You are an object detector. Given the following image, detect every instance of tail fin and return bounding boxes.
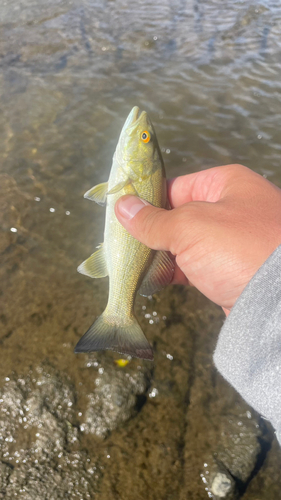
[74,314,154,361]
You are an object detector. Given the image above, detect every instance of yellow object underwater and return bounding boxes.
[115,359,130,367]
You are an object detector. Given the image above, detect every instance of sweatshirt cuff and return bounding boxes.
[214,245,281,442]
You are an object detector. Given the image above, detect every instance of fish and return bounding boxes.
[75,106,174,360]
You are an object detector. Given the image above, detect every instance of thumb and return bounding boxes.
[115,195,176,252]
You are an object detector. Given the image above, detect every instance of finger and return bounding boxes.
[222,307,231,317]
[167,164,249,208]
[167,167,223,208]
[171,264,189,285]
[171,264,194,286]
[115,195,178,253]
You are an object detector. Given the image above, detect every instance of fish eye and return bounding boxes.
[141,130,150,143]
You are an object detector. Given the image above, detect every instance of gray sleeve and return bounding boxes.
[213,245,281,444]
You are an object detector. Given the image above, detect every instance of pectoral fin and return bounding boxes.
[107,179,131,195]
[84,182,108,206]
[77,245,108,278]
[138,251,175,297]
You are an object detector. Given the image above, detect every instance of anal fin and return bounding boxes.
[138,251,174,297]
[77,245,108,278]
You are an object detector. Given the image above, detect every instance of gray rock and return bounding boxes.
[0,359,152,498]
[0,364,100,499]
[201,456,239,500]
[80,356,151,437]
[198,406,263,499]
[211,472,234,498]
[0,461,12,499]
[4,453,98,500]
[215,412,262,482]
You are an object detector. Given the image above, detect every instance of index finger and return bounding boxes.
[167,165,238,208]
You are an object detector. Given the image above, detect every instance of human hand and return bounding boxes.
[115,164,281,315]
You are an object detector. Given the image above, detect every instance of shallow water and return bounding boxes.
[1,0,281,498]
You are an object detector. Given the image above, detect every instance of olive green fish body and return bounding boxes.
[75,107,174,360]
[104,154,165,320]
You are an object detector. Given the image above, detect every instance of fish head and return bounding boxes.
[116,106,164,181]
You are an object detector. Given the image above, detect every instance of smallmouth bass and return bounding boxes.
[75,106,174,360]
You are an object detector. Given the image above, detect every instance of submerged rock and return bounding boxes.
[0,358,152,498]
[204,457,238,500]
[3,452,98,500]
[0,364,100,499]
[199,406,270,500]
[211,472,235,499]
[214,412,262,483]
[198,407,264,499]
[80,355,152,438]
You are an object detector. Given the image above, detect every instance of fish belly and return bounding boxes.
[104,199,153,322]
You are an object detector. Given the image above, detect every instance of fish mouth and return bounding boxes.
[131,106,146,124]
[125,106,147,130]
